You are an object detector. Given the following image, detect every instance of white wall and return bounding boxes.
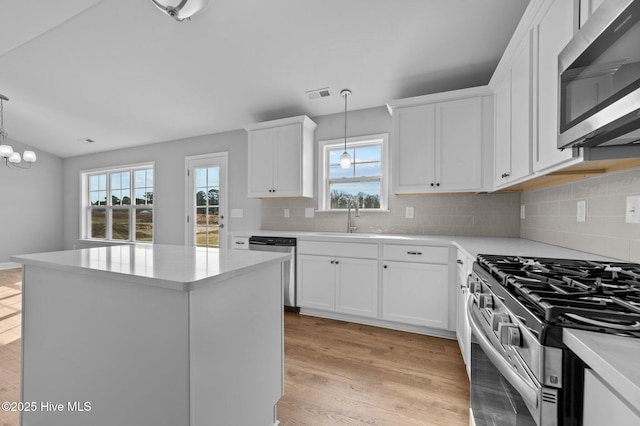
[0,138,64,263]
[62,129,261,250]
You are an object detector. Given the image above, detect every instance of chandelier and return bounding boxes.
[150,0,209,22]
[0,94,37,168]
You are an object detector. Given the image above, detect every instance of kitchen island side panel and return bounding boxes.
[189,263,283,426]
[21,265,190,426]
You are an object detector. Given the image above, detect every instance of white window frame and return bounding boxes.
[317,133,389,211]
[80,162,155,243]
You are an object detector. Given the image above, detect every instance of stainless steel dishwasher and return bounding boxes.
[249,236,298,312]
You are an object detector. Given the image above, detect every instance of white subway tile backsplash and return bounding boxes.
[261,192,520,237]
[521,166,640,261]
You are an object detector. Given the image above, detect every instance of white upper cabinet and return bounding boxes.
[534,0,580,173]
[492,30,533,188]
[388,87,493,194]
[245,115,317,198]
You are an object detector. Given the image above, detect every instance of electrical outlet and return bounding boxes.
[284,209,290,218]
[406,207,414,219]
[626,195,640,224]
[576,200,586,223]
[520,205,525,219]
[305,208,315,218]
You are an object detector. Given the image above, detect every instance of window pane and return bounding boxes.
[90,174,106,191]
[329,181,381,209]
[354,161,381,178]
[146,169,153,187]
[329,164,353,179]
[135,209,153,242]
[90,209,106,239]
[354,145,381,162]
[135,188,152,205]
[195,168,207,188]
[207,167,220,187]
[196,190,207,206]
[112,209,130,240]
[111,173,121,189]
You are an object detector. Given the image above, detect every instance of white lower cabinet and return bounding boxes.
[298,249,378,318]
[298,240,452,334]
[583,369,640,426]
[381,261,448,329]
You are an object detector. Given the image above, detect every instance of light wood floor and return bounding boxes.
[0,269,469,426]
[0,268,21,426]
[278,314,469,425]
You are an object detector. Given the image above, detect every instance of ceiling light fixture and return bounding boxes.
[0,94,36,169]
[339,89,352,169]
[150,0,209,22]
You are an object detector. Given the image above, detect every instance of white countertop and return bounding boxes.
[236,231,618,261]
[563,329,640,411]
[12,244,291,291]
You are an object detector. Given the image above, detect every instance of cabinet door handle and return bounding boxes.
[501,173,510,179]
[330,260,334,264]
[430,183,435,187]
[335,261,339,265]
[383,265,388,269]
[457,259,463,264]
[235,241,245,245]
[436,183,440,187]
[407,251,422,255]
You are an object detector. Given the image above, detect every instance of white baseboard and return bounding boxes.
[0,262,22,270]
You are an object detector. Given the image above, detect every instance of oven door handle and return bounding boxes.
[467,297,539,410]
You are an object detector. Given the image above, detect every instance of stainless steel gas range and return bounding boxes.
[468,254,640,426]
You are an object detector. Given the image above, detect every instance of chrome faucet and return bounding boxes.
[347,198,360,233]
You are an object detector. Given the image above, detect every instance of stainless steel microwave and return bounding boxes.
[558,0,640,152]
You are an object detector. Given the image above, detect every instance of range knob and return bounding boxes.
[498,323,521,347]
[491,313,510,332]
[478,294,493,310]
[468,279,482,294]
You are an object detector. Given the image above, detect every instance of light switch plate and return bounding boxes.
[577,200,586,222]
[406,207,414,219]
[284,208,290,218]
[230,209,243,218]
[626,195,640,223]
[520,205,525,219]
[305,208,315,218]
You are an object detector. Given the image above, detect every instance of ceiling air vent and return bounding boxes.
[79,138,95,144]
[306,87,331,100]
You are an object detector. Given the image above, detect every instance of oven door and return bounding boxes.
[468,297,542,426]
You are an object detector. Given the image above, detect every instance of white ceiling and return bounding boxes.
[0,0,529,158]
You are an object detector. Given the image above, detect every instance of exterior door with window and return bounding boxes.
[186,154,227,249]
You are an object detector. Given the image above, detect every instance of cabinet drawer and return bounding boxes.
[382,244,448,263]
[298,240,378,259]
[231,236,249,250]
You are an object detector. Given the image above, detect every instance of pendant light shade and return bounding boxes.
[150,0,209,21]
[23,150,37,163]
[0,144,13,158]
[340,89,352,169]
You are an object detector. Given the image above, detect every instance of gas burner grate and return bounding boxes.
[476,254,640,336]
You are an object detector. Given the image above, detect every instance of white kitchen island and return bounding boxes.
[12,244,289,426]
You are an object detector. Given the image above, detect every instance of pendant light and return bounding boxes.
[339,89,352,169]
[0,94,37,168]
[150,0,209,22]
